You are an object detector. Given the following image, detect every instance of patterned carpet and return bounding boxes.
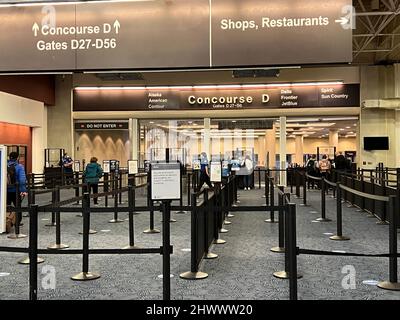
[0,185,399,300]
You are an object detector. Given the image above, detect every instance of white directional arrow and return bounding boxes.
[113,19,121,34]
[335,17,349,25]
[32,22,39,37]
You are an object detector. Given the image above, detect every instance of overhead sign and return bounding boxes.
[151,163,181,201]
[0,0,352,72]
[73,84,360,111]
[74,121,129,130]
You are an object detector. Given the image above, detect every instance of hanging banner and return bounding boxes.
[0,0,352,72]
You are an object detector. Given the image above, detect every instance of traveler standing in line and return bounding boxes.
[305,154,317,189]
[6,152,27,231]
[334,151,347,180]
[62,152,74,184]
[243,155,254,190]
[317,154,331,179]
[83,157,103,205]
[198,152,213,191]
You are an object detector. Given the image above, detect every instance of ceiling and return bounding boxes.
[353,0,400,64]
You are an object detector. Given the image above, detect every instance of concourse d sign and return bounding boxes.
[0,0,353,72]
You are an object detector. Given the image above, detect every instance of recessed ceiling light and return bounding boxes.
[149,121,154,124]
[346,127,351,129]
[232,120,237,123]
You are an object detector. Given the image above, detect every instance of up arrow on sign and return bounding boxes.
[113,20,121,34]
[32,22,39,37]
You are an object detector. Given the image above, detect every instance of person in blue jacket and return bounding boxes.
[7,152,27,222]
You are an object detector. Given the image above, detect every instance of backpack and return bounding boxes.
[7,163,16,186]
[306,159,315,172]
[319,159,330,172]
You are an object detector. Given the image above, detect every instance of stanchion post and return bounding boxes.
[288,203,298,300]
[315,178,331,222]
[187,173,191,207]
[48,186,69,249]
[258,167,261,189]
[290,167,294,194]
[265,178,277,223]
[104,172,109,207]
[29,204,38,301]
[162,200,172,300]
[71,193,100,281]
[264,170,269,203]
[109,177,124,223]
[377,195,400,291]
[123,185,139,249]
[302,172,307,206]
[271,186,285,253]
[330,183,350,241]
[295,169,300,198]
[118,172,123,204]
[75,172,80,204]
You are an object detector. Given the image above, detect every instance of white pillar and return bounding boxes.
[31,107,47,174]
[204,118,211,159]
[265,125,276,168]
[295,135,304,166]
[279,116,287,186]
[329,130,339,150]
[129,118,139,161]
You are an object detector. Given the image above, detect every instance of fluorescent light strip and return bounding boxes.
[74,81,344,91]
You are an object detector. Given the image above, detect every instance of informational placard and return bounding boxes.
[128,160,138,175]
[210,162,222,183]
[192,160,201,171]
[73,160,80,172]
[0,0,352,72]
[151,163,181,201]
[144,160,151,173]
[0,145,6,233]
[110,160,119,172]
[103,160,110,173]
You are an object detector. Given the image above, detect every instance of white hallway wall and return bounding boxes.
[0,91,47,173]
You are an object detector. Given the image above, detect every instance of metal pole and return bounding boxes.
[377,196,400,290]
[109,177,124,223]
[271,186,285,253]
[29,205,38,301]
[265,178,277,223]
[288,203,298,300]
[75,172,80,204]
[315,178,331,222]
[162,200,171,300]
[302,173,307,206]
[48,186,69,249]
[104,172,109,207]
[187,173,191,207]
[123,185,139,249]
[330,184,350,241]
[71,192,100,281]
[258,167,261,189]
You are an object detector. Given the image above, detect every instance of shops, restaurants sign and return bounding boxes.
[0,0,352,72]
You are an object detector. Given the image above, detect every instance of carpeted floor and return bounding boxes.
[0,185,399,300]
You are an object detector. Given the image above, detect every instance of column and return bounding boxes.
[395,64,400,167]
[279,116,287,187]
[265,125,276,169]
[295,135,304,166]
[31,107,47,174]
[329,130,339,150]
[204,118,211,159]
[258,136,265,166]
[129,118,139,161]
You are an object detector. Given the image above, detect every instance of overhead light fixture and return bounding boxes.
[74,81,344,91]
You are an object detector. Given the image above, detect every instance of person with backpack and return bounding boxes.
[83,157,103,205]
[305,154,317,189]
[317,154,331,179]
[62,152,74,184]
[6,152,27,233]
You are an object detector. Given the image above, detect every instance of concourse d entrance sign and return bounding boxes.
[0,0,352,72]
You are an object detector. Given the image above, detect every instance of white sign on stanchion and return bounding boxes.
[210,162,222,182]
[193,160,201,170]
[128,160,138,175]
[73,160,80,172]
[103,160,110,173]
[151,163,181,201]
[0,145,7,233]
